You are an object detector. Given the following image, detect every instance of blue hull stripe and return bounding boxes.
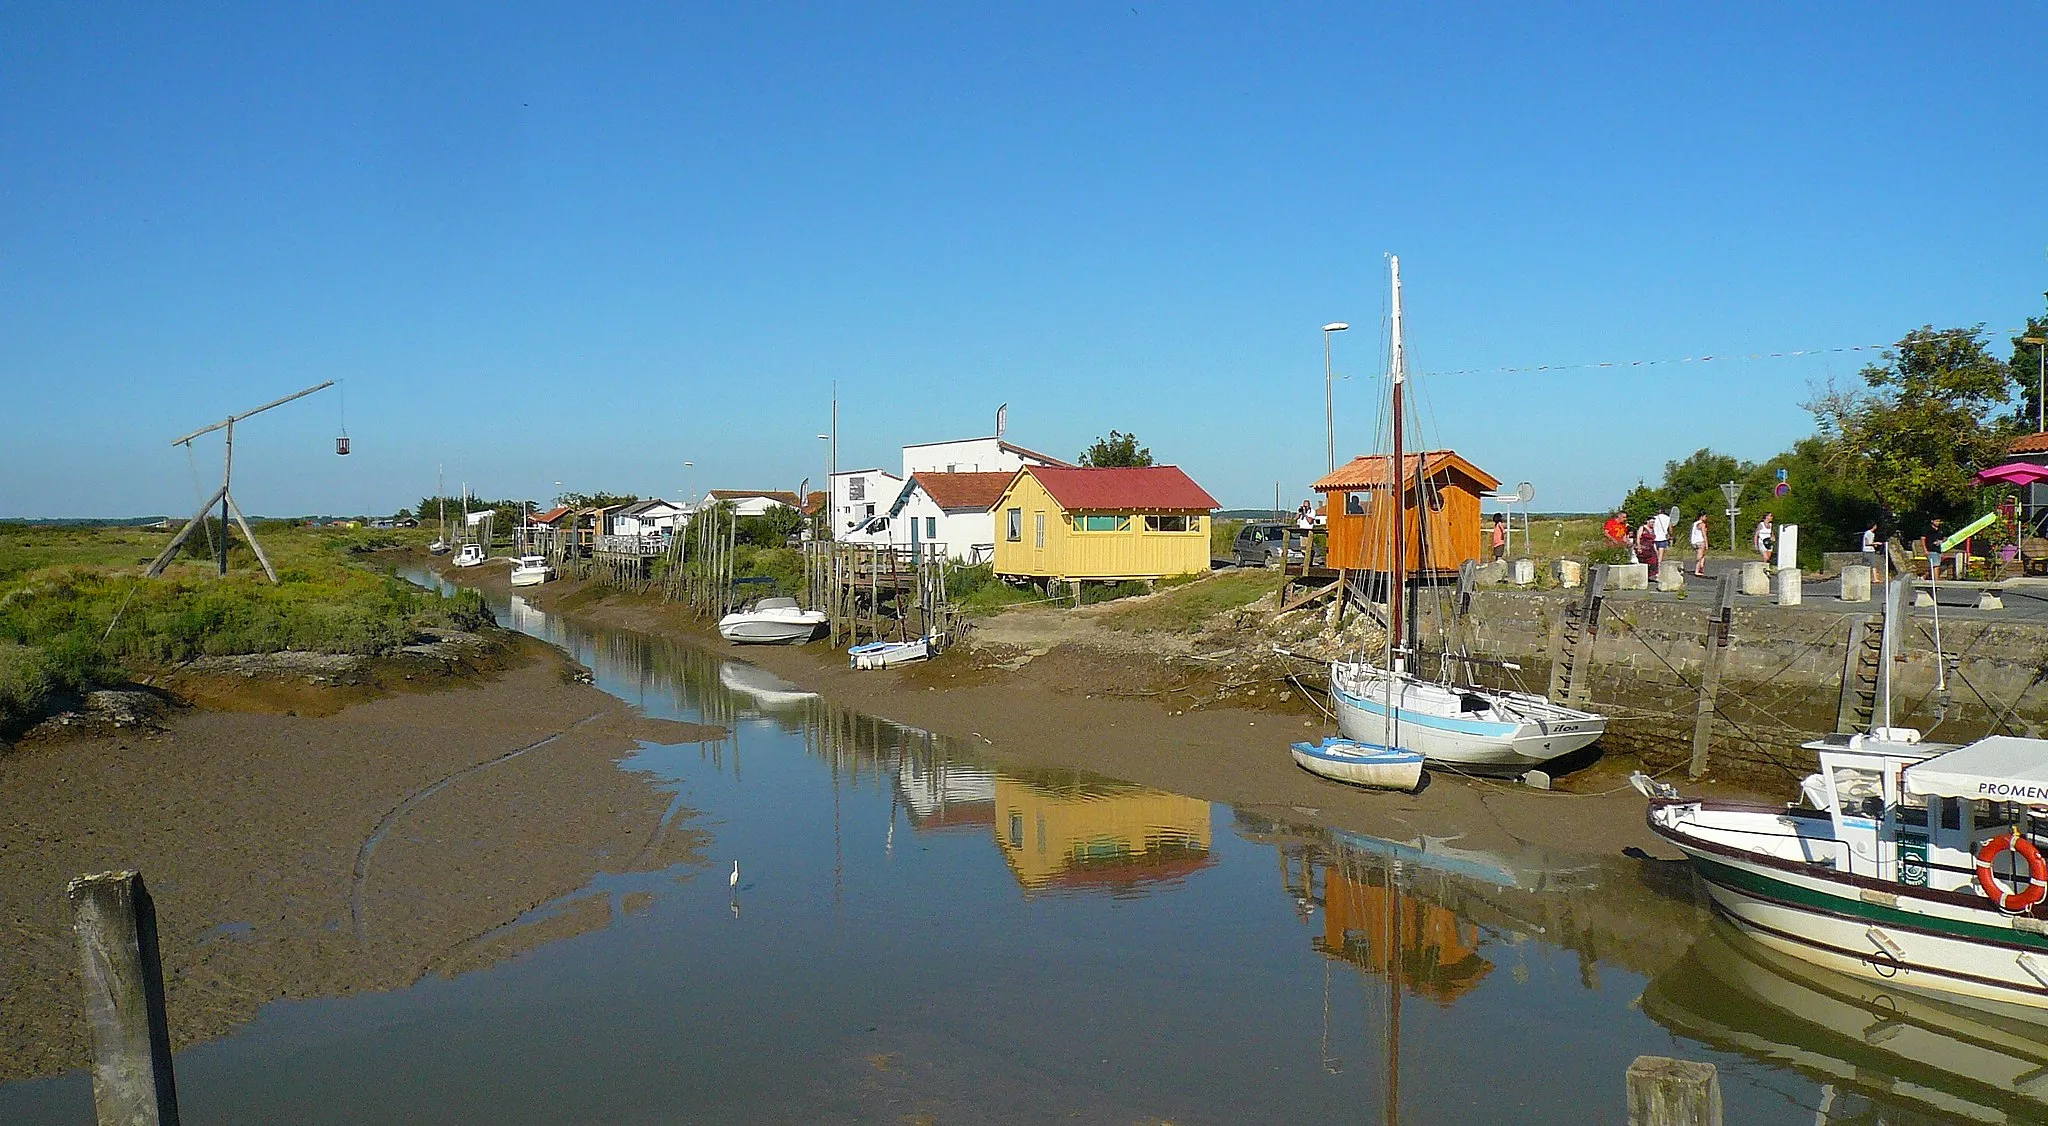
[1334,684,1519,738]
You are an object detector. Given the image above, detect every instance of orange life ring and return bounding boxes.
[1975,832,2048,911]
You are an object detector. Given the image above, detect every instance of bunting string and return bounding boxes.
[1416,327,2038,380]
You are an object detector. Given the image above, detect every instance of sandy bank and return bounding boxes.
[0,636,723,1082]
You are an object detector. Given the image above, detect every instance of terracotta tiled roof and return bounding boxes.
[802,491,827,515]
[1312,450,1500,492]
[1022,466,1219,511]
[912,471,1016,511]
[530,505,572,525]
[2011,433,2048,456]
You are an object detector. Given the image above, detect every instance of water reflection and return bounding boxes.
[990,771,1211,896]
[1647,920,2048,1125]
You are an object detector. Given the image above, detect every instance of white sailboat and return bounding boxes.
[1328,257,1605,773]
[429,464,451,555]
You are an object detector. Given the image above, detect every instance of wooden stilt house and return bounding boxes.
[1313,450,1498,577]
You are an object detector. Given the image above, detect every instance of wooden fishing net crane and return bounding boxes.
[145,380,341,584]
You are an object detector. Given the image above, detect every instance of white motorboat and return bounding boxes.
[428,540,452,556]
[849,638,930,670]
[717,596,826,645]
[509,555,553,587]
[1289,737,1423,791]
[1643,731,2048,1013]
[452,543,486,568]
[1328,256,1607,773]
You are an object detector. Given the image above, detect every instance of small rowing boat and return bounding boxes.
[849,638,931,670]
[1290,737,1424,791]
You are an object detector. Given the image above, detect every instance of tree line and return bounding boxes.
[1623,307,2048,565]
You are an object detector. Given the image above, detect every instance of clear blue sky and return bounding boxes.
[4,3,2044,518]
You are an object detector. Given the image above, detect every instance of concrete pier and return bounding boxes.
[1553,559,1583,589]
[1838,564,1872,602]
[1609,563,1649,591]
[1655,562,1684,592]
[1737,562,1771,596]
[1509,558,1535,586]
[1775,568,1802,606]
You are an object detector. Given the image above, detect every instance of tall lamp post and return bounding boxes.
[2025,335,2048,433]
[681,461,694,506]
[1323,322,1350,474]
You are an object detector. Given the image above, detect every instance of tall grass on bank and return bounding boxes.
[0,524,491,732]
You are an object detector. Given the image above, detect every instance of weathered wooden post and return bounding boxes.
[1625,1056,1721,1126]
[68,870,181,1126]
[1688,572,1737,779]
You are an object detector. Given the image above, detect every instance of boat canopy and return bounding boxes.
[1902,736,2048,804]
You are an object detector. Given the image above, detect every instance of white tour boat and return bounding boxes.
[451,543,486,568]
[1290,737,1424,791]
[1643,731,2048,1013]
[509,555,553,587]
[1328,256,1606,773]
[716,596,826,645]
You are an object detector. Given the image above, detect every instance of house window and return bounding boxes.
[863,504,875,520]
[1145,515,1190,532]
[926,516,937,540]
[1034,513,1046,548]
[946,464,956,473]
[1426,487,1445,513]
[1007,508,1022,541]
[1009,812,1024,849]
[1345,491,1370,515]
[1076,515,1129,532]
[849,477,865,502]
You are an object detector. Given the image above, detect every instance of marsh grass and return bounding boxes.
[0,523,489,731]
[1098,570,1281,633]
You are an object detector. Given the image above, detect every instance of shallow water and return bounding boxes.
[1,580,2029,1123]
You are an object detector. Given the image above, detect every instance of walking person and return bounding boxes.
[1690,514,1710,576]
[1490,512,1508,561]
[1651,507,1673,564]
[1861,522,1878,555]
[1754,513,1774,563]
[1635,521,1658,569]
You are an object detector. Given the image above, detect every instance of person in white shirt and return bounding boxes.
[1690,514,1709,577]
[1651,509,1673,562]
[1861,523,1878,554]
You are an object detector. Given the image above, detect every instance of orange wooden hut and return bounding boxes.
[1312,449,1499,577]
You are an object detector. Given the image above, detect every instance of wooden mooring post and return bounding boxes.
[68,870,181,1126]
[1688,572,1737,779]
[1625,1056,1721,1126]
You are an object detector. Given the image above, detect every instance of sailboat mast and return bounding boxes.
[1388,256,1406,669]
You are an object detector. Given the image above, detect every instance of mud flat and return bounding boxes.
[0,636,723,1082]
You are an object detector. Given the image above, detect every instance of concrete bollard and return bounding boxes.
[1980,590,2006,611]
[1479,559,1507,585]
[1737,561,1771,596]
[1915,589,1936,607]
[1509,557,1535,586]
[1838,564,1872,602]
[1554,559,1583,589]
[1775,567,1802,606]
[1609,562,1649,591]
[1626,1056,1722,1126]
[1656,562,1685,592]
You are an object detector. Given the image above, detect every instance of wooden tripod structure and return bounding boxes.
[145,380,336,584]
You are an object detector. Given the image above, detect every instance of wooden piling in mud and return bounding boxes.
[68,870,181,1126]
[1688,573,1737,779]
[1624,1056,1721,1126]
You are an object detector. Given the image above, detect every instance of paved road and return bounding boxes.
[1602,554,2048,624]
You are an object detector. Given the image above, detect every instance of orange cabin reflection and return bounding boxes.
[1316,861,1492,1005]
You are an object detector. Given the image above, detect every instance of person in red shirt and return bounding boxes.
[1604,512,1628,546]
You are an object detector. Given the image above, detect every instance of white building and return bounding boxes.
[872,472,1014,563]
[901,436,1070,477]
[609,498,690,539]
[827,469,906,543]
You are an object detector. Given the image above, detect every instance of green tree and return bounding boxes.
[1079,431,1153,467]
[557,492,640,510]
[2012,299,2048,431]
[1806,325,2012,538]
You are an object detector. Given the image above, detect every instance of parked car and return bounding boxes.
[1232,521,1303,568]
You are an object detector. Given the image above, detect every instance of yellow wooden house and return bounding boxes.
[991,465,1219,585]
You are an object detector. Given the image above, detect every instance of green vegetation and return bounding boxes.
[0,522,490,733]
[1078,430,1154,467]
[1099,570,1281,633]
[1211,517,1243,559]
[945,564,1039,614]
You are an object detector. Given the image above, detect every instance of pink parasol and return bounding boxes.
[1976,461,2048,486]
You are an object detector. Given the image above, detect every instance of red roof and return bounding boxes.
[1312,450,1499,492]
[706,489,799,504]
[912,471,1016,511]
[1022,465,1219,512]
[530,505,572,525]
[2011,433,2048,456]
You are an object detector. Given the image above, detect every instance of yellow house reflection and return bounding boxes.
[991,772,1212,895]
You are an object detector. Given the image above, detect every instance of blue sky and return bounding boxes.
[4,3,2044,517]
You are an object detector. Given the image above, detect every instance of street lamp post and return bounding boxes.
[681,461,694,506]
[1322,322,1350,475]
[2024,335,2048,433]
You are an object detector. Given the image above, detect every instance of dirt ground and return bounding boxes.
[435,555,1728,869]
[0,635,723,1082]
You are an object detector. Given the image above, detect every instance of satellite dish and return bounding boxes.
[1516,481,1535,504]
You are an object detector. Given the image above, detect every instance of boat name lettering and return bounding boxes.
[1977,781,2048,801]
